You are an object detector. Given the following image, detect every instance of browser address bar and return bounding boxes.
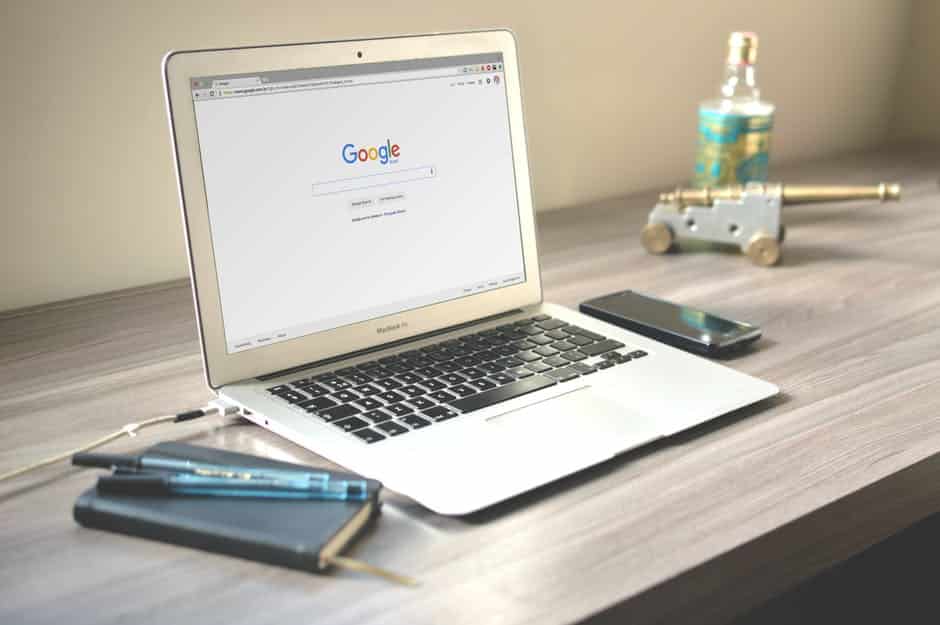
[311,166,436,196]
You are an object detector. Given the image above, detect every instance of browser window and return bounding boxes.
[191,54,526,354]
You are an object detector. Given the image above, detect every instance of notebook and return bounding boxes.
[73,442,382,574]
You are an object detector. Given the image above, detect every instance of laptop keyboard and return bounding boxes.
[265,314,647,444]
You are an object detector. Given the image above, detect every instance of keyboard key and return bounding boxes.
[333,390,360,403]
[386,363,411,374]
[568,334,594,347]
[489,372,515,385]
[378,355,402,365]
[423,406,458,422]
[514,318,536,326]
[418,378,446,391]
[354,383,381,396]
[362,409,393,423]
[400,414,432,429]
[532,314,551,321]
[543,355,569,367]
[496,357,525,368]
[502,331,527,342]
[407,396,435,411]
[323,379,352,391]
[580,339,626,357]
[296,383,330,397]
[525,361,552,373]
[343,373,372,386]
[571,362,596,375]
[429,390,458,403]
[356,360,380,370]
[468,378,497,391]
[377,421,409,436]
[536,319,567,331]
[320,404,361,422]
[513,339,537,350]
[299,396,338,412]
[546,367,581,382]
[493,345,518,357]
[441,373,468,385]
[534,345,559,357]
[277,390,308,404]
[455,356,481,368]
[551,340,577,352]
[437,361,462,373]
[397,372,423,385]
[450,384,477,397]
[352,428,385,443]
[479,362,504,374]
[449,375,556,413]
[528,334,554,346]
[561,351,587,362]
[376,378,402,390]
[367,366,394,380]
[399,385,426,398]
[416,366,444,378]
[385,403,414,417]
[355,397,383,411]
[409,357,435,368]
[519,325,543,336]
[629,350,648,359]
[545,329,569,340]
[461,367,487,379]
[475,350,500,362]
[516,350,542,362]
[267,385,291,395]
[378,390,405,404]
[597,360,615,369]
[333,416,370,432]
[564,326,606,341]
[509,367,534,378]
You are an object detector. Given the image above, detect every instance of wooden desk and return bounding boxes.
[2,146,939,625]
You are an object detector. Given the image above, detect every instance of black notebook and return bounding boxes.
[73,442,382,574]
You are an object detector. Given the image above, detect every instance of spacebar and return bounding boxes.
[450,375,557,413]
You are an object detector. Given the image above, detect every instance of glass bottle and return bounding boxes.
[693,32,775,187]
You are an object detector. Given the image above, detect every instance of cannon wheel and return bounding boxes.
[641,222,675,255]
[744,233,781,266]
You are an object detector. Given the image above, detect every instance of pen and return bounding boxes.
[96,472,370,500]
[73,452,332,486]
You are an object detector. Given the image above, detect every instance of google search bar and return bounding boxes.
[311,165,436,196]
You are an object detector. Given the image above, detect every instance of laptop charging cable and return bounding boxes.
[0,399,240,483]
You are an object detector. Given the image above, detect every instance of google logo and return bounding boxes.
[342,140,401,165]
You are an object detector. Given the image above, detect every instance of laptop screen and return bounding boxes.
[190,53,526,354]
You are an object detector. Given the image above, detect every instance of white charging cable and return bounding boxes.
[0,401,240,483]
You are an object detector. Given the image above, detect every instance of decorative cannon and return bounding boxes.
[641,183,901,266]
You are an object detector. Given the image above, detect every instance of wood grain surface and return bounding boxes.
[1,146,938,625]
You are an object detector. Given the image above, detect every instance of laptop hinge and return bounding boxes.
[257,308,524,382]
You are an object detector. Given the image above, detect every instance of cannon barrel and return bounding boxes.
[659,183,901,207]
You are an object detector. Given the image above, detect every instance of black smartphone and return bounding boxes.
[579,290,761,357]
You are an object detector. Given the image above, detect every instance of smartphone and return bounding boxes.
[579,290,761,357]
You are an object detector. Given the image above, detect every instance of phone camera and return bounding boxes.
[357,51,363,58]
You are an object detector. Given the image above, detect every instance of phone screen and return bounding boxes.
[589,291,755,343]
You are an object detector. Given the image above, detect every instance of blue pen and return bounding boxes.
[73,452,332,486]
[96,472,370,501]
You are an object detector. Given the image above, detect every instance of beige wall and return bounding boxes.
[897,0,940,142]
[0,0,917,312]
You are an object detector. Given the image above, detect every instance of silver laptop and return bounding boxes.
[163,30,778,514]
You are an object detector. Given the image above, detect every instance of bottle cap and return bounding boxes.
[727,32,758,65]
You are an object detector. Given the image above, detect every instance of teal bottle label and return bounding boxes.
[694,109,773,187]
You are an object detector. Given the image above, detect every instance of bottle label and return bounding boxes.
[694,110,773,187]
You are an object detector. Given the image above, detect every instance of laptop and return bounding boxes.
[163,30,778,515]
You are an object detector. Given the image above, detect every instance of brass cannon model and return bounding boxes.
[641,183,901,266]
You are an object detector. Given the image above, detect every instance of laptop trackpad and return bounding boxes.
[485,384,661,454]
